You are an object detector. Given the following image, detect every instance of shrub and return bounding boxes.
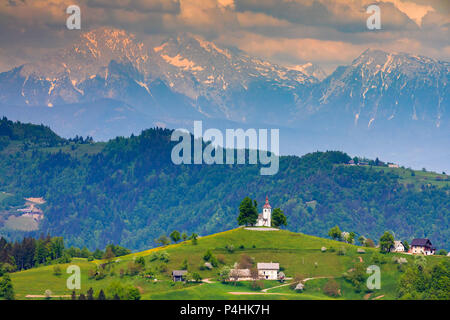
[251,280,264,291]
[192,272,202,283]
[217,254,226,264]
[203,250,213,261]
[323,279,340,297]
[44,289,52,299]
[337,247,346,256]
[225,244,235,253]
[53,265,62,276]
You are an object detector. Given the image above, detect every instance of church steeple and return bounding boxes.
[263,196,271,209]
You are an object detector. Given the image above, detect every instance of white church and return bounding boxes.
[255,196,272,227]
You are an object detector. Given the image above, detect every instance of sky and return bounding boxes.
[0,0,449,73]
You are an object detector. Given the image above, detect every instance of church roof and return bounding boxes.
[263,196,271,209]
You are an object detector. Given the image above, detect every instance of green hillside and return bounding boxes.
[0,117,449,251]
[7,228,450,300]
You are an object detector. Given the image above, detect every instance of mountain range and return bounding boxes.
[0,27,448,171]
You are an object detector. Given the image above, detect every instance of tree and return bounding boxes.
[219,266,231,282]
[403,240,410,252]
[180,258,189,270]
[0,274,14,300]
[155,235,170,247]
[358,236,366,246]
[237,197,258,226]
[170,230,181,243]
[87,287,94,300]
[365,238,375,248]
[181,232,188,242]
[379,231,395,253]
[347,232,356,244]
[135,256,146,268]
[271,208,287,227]
[323,279,340,297]
[97,289,106,300]
[203,250,213,262]
[192,272,202,283]
[328,225,342,241]
[102,247,116,261]
[189,233,198,245]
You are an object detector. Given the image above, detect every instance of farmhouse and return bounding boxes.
[255,196,272,227]
[172,270,187,282]
[410,238,435,255]
[257,262,279,280]
[390,241,405,253]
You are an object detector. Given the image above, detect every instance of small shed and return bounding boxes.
[295,283,304,291]
[172,270,188,282]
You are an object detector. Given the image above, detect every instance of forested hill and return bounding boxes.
[0,118,448,251]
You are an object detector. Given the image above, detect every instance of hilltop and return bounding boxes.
[7,227,449,300]
[0,118,449,250]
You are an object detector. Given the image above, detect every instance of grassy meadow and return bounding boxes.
[8,227,448,300]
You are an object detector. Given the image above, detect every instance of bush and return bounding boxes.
[53,265,62,276]
[251,280,264,291]
[337,247,346,256]
[217,254,226,265]
[192,272,202,283]
[371,253,387,264]
[203,250,213,261]
[323,279,340,297]
[225,244,235,253]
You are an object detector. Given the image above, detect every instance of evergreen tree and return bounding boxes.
[379,231,395,253]
[87,287,94,300]
[0,274,14,300]
[97,289,106,300]
[271,208,287,227]
[170,230,181,243]
[237,197,258,226]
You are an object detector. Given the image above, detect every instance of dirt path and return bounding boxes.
[25,294,71,298]
[228,292,292,296]
[261,282,290,293]
[233,276,334,296]
[202,278,215,284]
[358,256,364,263]
[373,295,385,300]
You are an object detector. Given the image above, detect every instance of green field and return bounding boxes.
[356,165,449,189]
[8,228,448,300]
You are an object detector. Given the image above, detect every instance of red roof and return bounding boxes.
[263,196,271,209]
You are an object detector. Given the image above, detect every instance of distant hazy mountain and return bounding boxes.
[300,49,449,128]
[0,28,448,171]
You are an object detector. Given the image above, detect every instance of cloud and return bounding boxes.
[0,0,448,72]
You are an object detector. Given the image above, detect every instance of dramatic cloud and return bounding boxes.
[0,0,448,73]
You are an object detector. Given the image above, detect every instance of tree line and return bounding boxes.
[0,235,131,273]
